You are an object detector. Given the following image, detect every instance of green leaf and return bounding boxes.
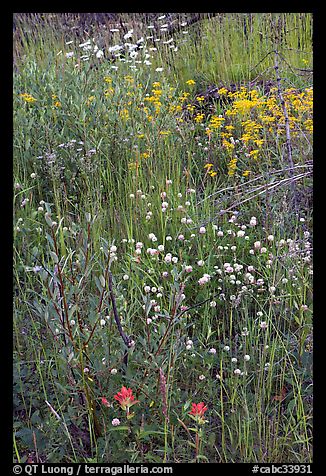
[45,213,53,227]
[49,251,59,263]
[108,426,130,432]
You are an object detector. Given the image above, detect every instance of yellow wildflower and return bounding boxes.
[249,149,259,159]
[195,113,204,123]
[218,87,228,95]
[20,93,37,103]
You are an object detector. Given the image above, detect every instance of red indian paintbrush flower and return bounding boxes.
[114,386,139,412]
[101,397,110,407]
[189,402,208,424]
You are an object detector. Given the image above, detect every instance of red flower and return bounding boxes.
[114,386,139,412]
[101,397,110,407]
[189,402,207,417]
[189,402,208,424]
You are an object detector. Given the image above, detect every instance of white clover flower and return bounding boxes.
[237,230,245,237]
[100,319,106,326]
[178,234,185,241]
[217,231,224,237]
[123,274,129,280]
[158,244,164,252]
[199,374,206,381]
[244,355,250,361]
[110,368,118,375]
[210,301,217,307]
[249,217,257,226]
[234,369,241,375]
[162,271,169,278]
[209,348,217,354]
[197,260,204,266]
[199,226,206,234]
[70,319,76,326]
[223,345,230,351]
[260,321,268,330]
[198,274,210,285]
[164,253,172,263]
[231,358,237,363]
[144,285,151,293]
[172,256,178,264]
[112,418,121,426]
[166,236,172,241]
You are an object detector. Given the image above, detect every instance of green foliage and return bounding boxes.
[13,13,313,464]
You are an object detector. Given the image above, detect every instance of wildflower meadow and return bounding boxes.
[13,13,313,464]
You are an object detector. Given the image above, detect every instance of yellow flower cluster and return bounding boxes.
[20,93,37,103]
[120,108,130,120]
[195,113,205,123]
[227,158,238,176]
[209,115,225,129]
[218,87,228,96]
[52,94,61,107]
[144,82,163,115]
[240,120,263,145]
[204,163,217,177]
